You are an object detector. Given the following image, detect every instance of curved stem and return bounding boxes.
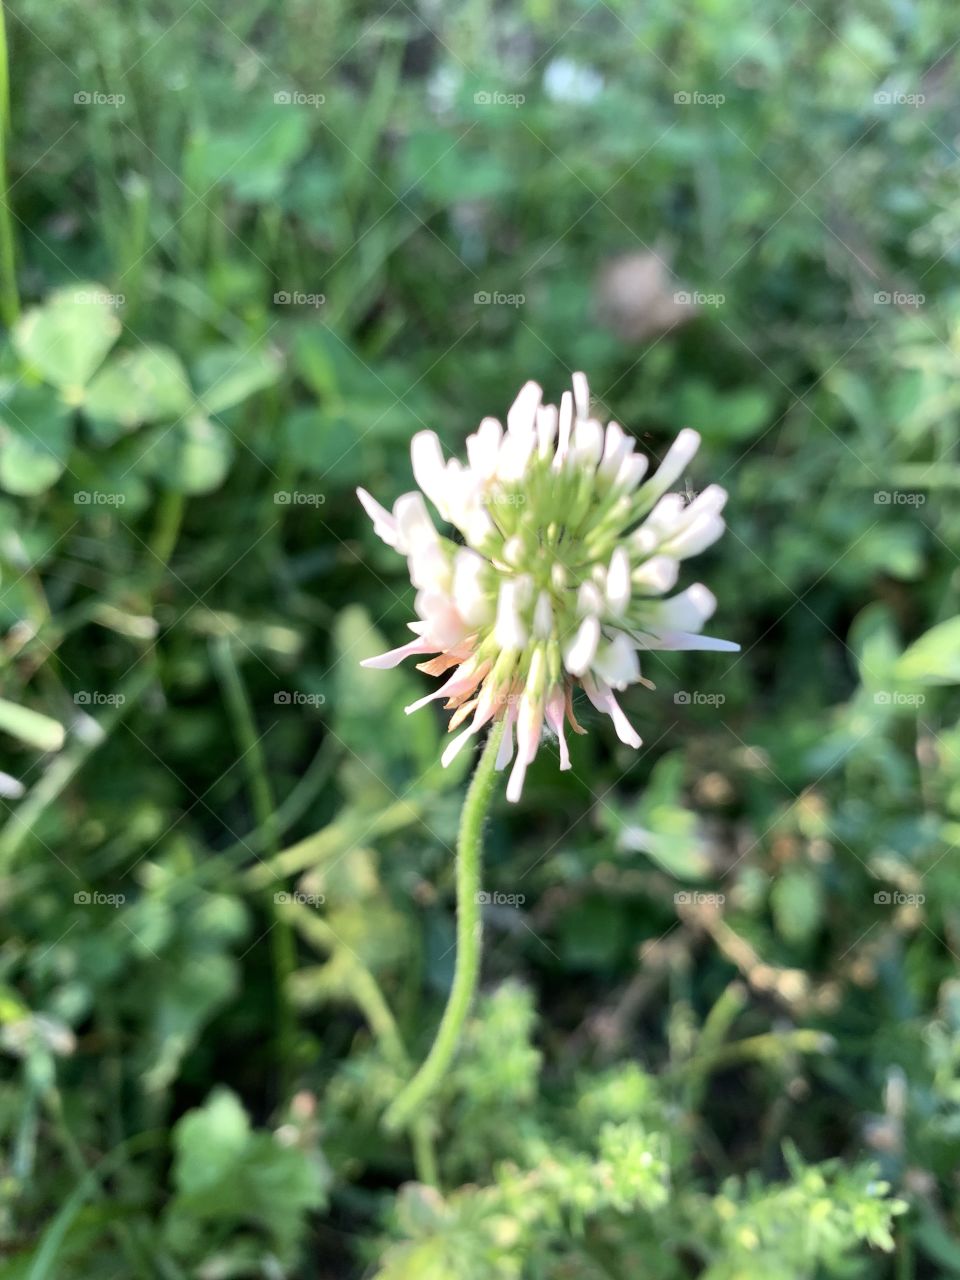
[383,718,505,1135]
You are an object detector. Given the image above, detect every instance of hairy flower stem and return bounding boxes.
[384,717,505,1135]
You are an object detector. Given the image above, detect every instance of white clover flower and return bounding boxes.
[358,373,738,802]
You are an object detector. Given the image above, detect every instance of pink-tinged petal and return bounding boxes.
[360,638,437,669]
[582,674,642,748]
[357,487,402,550]
[544,686,571,770]
[404,657,489,716]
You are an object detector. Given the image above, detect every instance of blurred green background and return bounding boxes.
[1,0,960,1275]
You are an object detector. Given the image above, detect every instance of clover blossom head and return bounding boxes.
[357,373,738,802]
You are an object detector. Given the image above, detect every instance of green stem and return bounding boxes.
[0,1,18,328]
[211,636,297,1098]
[383,718,505,1135]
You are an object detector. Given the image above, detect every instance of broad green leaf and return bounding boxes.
[0,386,73,495]
[895,617,960,685]
[192,344,282,415]
[12,283,120,391]
[143,415,234,494]
[84,345,192,439]
[0,698,65,752]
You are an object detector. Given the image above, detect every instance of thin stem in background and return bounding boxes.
[383,717,505,1135]
[0,0,18,328]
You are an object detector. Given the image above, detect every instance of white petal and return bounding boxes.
[467,417,503,480]
[631,555,679,595]
[572,371,590,419]
[533,590,553,638]
[572,417,604,467]
[582,674,642,748]
[357,488,402,550]
[594,632,640,690]
[494,580,529,650]
[638,428,701,505]
[544,687,571,770]
[663,512,726,559]
[453,548,491,625]
[553,391,573,468]
[564,614,600,676]
[655,583,717,631]
[507,380,542,436]
[536,404,558,458]
[606,547,631,613]
[495,703,518,770]
[614,452,649,492]
[411,431,450,519]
